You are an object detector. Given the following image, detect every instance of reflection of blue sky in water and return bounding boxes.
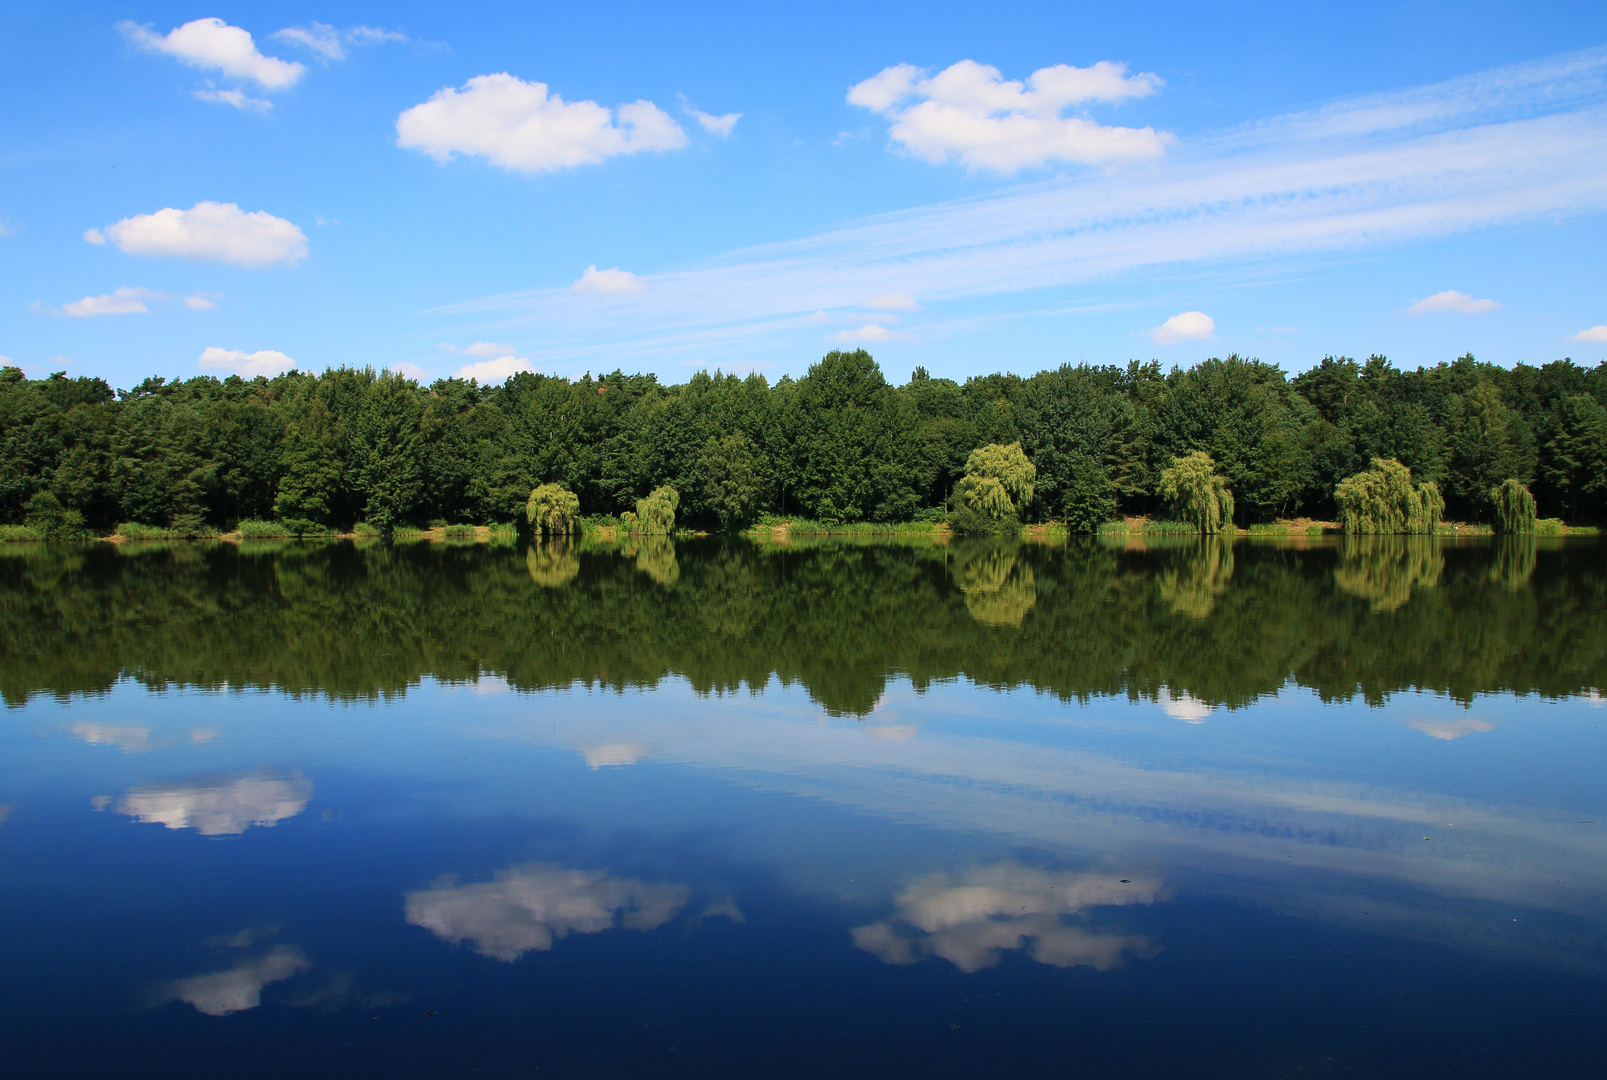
[853,863,1162,973]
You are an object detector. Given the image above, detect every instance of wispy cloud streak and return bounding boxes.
[437,48,1607,364]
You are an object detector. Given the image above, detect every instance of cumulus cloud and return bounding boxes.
[90,202,307,268]
[1408,290,1501,314]
[120,18,304,91]
[454,356,534,383]
[156,947,311,1016]
[848,59,1170,174]
[1566,325,1607,343]
[72,722,152,752]
[199,347,299,377]
[272,23,408,62]
[57,287,162,317]
[574,265,645,294]
[185,293,220,311]
[441,341,518,357]
[680,96,741,137]
[861,291,921,311]
[396,73,687,173]
[833,323,908,343]
[117,773,311,834]
[851,863,1162,973]
[405,863,691,961]
[1145,310,1215,345]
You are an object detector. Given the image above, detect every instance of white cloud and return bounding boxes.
[92,202,308,268]
[272,23,408,62]
[680,97,741,137]
[851,863,1161,973]
[157,947,311,1016]
[193,85,273,112]
[120,18,304,91]
[441,341,518,357]
[199,347,299,377]
[1145,311,1215,345]
[834,324,908,343]
[405,863,691,961]
[438,47,1607,367]
[184,293,220,310]
[848,59,1170,174]
[454,356,534,382]
[397,73,687,173]
[574,265,645,294]
[1408,290,1501,314]
[72,722,152,752]
[1566,325,1607,343]
[118,773,311,835]
[861,291,921,311]
[58,287,162,317]
[390,362,433,381]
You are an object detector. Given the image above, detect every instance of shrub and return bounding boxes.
[353,522,381,538]
[238,518,290,539]
[442,524,476,539]
[25,491,88,541]
[1489,479,1537,534]
[527,484,581,536]
[1333,458,1442,534]
[0,523,44,541]
[1159,452,1234,533]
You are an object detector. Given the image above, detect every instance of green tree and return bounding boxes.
[636,485,680,533]
[275,401,340,528]
[952,442,1035,533]
[1333,458,1443,534]
[1489,478,1537,533]
[527,484,580,535]
[1159,452,1234,533]
[353,372,424,529]
[698,434,761,531]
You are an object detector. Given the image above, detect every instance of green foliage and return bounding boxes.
[238,518,290,539]
[442,524,477,539]
[698,434,761,531]
[24,491,88,541]
[353,522,381,538]
[0,523,43,541]
[1334,458,1443,534]
[527,484,581,535]
[1158,452,1234,533]
[635,485,680,534]
[1489,478,1537,534]
[952,442,1035,534]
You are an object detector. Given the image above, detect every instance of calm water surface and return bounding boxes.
[1,535,1604,1078]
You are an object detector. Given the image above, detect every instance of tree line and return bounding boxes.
[3,348,1604,533]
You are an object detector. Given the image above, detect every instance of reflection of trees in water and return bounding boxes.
[526,542,579,588]
[1487,537,1537,591]
[2,536,1603,713]
[1156,537,1235,618]
[625,536,679,587]
[953,542,1037,627]
[1334,536,1444,612]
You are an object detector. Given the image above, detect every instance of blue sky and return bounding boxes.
[4,1,1607,388]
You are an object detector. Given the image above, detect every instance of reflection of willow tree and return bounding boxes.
[1155,537,1235,618]
[952,541,1037,627]
[1486,536,1537,590]
[1,536,1603,714]
[526,543,579,588]
[1333,536,1444,612]
[627,536,680,586]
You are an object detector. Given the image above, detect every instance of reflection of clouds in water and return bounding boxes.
[72,722,152,752]
[1158,687,1211,723]
[118,773,312,835]
[405,863,692,961]
[581,742,652,768]
[0,804,11,826]
[190,727,220,743]
[1587,691,1603,709]
[1407,717,1496,740]
[157,946,311,1016]
[852,863,1161,973]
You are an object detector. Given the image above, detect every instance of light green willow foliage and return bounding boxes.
[1489,478,1537,534]
[956,442,1036,523]
[526,484,580,535]
[1334,458,1443,534]
[1159,452,1235,533]
[635,486,680,534]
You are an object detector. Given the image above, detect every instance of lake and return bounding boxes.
[1,534,1604,1078]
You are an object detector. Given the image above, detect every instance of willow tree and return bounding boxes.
[526,484,580,535]
[952,443,1035,534]
[1489,479,1537,533]
[1333,458,1442,534]
[1159,452,1234,533]
[635,486,680,534]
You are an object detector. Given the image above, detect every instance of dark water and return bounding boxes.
[1,534,1604,1078]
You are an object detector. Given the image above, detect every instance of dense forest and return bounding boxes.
[2,536,1600,712]
[3,348,1605,533]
